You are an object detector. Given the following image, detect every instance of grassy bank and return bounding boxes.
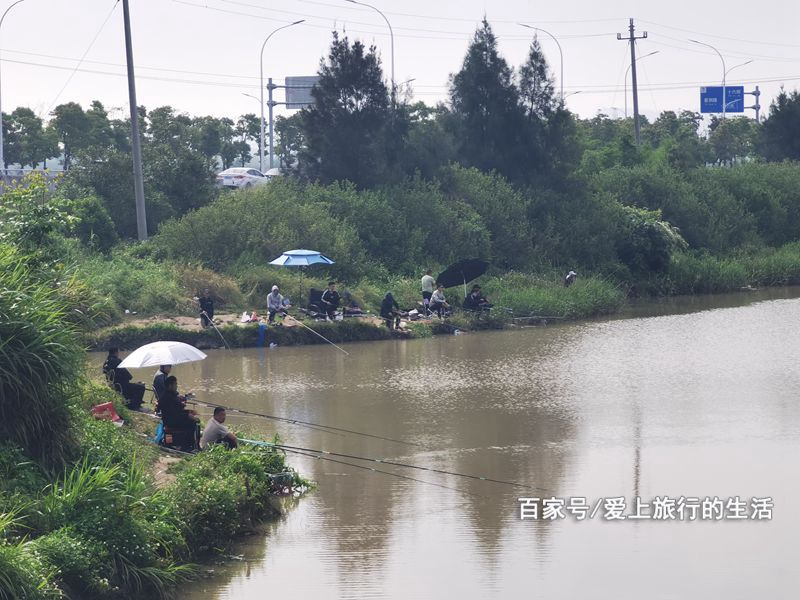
[85,273,624,351]
[0,246,304,599]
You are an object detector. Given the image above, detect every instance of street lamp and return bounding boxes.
[518,23,563,102]
[0,0,27,176]
[260,20,303,172]
[726,59,753,79]
[345,0,395,101]
[625,50,659,118]
[690,39,727,119]
[565,91,581,99]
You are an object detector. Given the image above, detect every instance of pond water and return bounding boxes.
[119,288,800,599]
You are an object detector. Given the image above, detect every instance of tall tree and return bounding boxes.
[5,107,58,168]
[234,114,259,166]
[518,35,557,120]
[49,102,90,169]
[760,89,800,162]
[296,32,397,187]
[449,19,527,183]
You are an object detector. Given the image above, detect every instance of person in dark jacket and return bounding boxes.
[159,376,200,450]
[320,281,341,320]
[102,347,145,410]
[380,292,401,330]
[462,285,492,313]
[198,288,214,328]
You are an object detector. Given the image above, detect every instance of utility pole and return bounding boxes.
[122,0,147,241]
[618,18,647,144]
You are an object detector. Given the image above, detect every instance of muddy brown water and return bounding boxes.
[94,288,800,599]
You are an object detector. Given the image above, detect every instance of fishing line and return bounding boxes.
[241,438,534,489]
[274,448,487,497]
[201,310,231,349]
[187,398,418,447]
[283,314,350,356]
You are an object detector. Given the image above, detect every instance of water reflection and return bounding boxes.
[88,290,800,599]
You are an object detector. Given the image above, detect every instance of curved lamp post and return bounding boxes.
[260,20,304,172]
[0,0,28,175]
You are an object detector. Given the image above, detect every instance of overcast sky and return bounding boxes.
[3,0,799,124]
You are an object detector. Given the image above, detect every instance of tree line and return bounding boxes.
[3,19,800,283]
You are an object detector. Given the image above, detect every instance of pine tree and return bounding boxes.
[449,19,527,181]
[296,32,400,187]
[518,35,557,120]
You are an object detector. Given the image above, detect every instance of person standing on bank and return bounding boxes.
[200,407,239,449]
[320,281,341,320]
[421,269,435,315]
[198,288,214,328]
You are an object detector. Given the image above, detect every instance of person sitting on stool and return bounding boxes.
[267,285,291,324]
[102,347,146,410]
[159,376,200,451]
[380,292,402,330]
[320,281,341,320]
[200,407,239,450]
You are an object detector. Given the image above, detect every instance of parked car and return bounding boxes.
[215,167,271,190]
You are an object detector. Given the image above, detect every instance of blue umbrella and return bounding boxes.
[269,249,335,306]
[269,249,335,267]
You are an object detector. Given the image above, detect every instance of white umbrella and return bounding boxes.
[118,341,207,369]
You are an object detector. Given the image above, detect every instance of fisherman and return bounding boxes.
[380,292,402,330]
[429,284,450,318]
[564,271,577,287]
[200,407,239,449]
[421,269,435,316]
[267,285,290,324]
[153,365,172,405]
[320,281,341,320]
[102,347,146,410]
[198,288,214,328]
[462,284,492,313]
[159,375,200,451]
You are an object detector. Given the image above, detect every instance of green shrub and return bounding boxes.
[0,245,81,465]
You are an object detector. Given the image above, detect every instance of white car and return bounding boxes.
[215,167,271,190]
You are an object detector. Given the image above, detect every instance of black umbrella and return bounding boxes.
[437,258,489,297]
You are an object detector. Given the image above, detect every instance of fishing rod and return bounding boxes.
[240,438,531,489]
[187,398,418,447]
[282,313,350,356]
[286,448,486,497]
[201,310,231,349]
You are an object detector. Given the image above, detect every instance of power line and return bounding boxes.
[300,0,626,25]
[639,19,800,49]
[649,30,800,63]
[174,0,614,41]
[6,56,798,97]
[46,0,120,113]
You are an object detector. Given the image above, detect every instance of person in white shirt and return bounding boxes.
[429,285,449,318]
[421,269,435,315]
[200,407,238,449]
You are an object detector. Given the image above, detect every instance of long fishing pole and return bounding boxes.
[188,398,418,447]
[240,438,531,489]
[283,314,349,356]
[201,310,231,349]
[286,448,485,497]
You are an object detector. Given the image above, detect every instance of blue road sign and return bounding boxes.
[700,86,745,113]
